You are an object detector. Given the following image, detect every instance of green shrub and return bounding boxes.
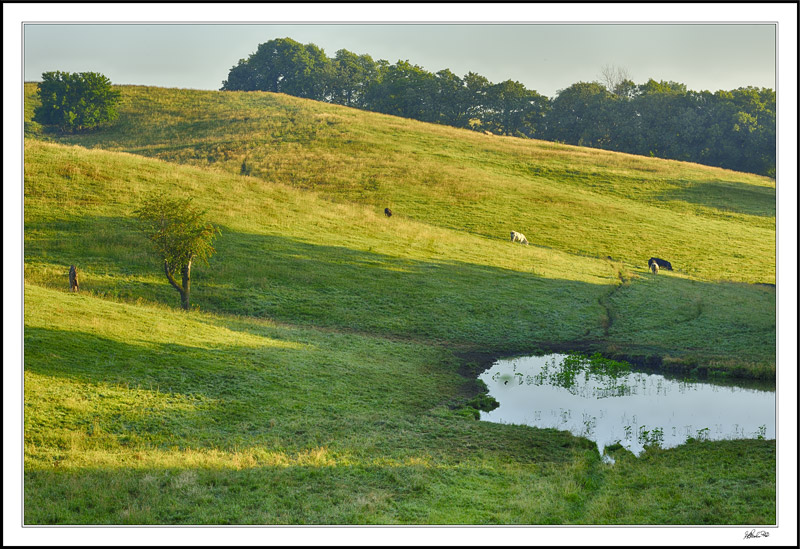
[33,71,121,133]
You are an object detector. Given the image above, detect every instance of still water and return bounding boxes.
[479,354,775,462]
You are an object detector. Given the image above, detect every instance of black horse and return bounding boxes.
[384,208,393,217]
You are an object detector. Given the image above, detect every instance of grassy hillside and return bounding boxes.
[23,84,777,524]
[24,139,776,371]
[23,284,775,524]
[25,83,775,284]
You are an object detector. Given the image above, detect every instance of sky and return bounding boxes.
[4,3,799,548]
[23,22,776,97]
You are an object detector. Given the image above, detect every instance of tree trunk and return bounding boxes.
[180,260,192,311]
[164,259,190,311]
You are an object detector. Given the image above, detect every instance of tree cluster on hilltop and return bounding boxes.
[222,38,775,177]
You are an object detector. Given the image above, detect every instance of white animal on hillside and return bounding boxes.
[651,261,659,275]
[510,231,529,245]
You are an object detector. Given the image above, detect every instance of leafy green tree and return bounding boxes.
[366,60,439,122]
[296,42,332,100]
[485,80,549,137]
[220,38,331,101]
[33,71,121,132]
[630,80,692,159]
[358,59,389,110]
[221,58,260,91]
[547,82,613,146]
[462,71,491,128]
[434,69,468,127]
[327,49,379,107]
[727,87,776,176]
[134,193,221,311]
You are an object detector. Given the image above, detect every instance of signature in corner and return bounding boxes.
[743,529,770,540]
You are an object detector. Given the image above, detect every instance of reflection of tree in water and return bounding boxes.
[528,352,634,398]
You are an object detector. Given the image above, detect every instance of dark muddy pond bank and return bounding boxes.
[456,343,775,385]
[476,353,775,463]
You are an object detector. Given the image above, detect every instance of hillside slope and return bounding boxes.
[25,84,775,284]
[24,137,775,372]
[21,84,777,524]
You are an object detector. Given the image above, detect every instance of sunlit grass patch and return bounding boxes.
[24,283,306,353]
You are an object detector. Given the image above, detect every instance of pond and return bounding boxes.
[478,354,775,463]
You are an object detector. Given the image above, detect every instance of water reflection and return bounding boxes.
[479,354,775,462]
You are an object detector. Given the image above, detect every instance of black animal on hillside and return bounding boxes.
[384,208,393,217]
[648,257,673,271]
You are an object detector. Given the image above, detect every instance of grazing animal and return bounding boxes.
[484,130,494,136]
[68,265,79,292]
[650,261,659,275]
[648,257,673,271]
[510,231,529,245]
[384,207,393,217]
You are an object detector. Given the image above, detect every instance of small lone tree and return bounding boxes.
[134,192,220,310]
[34,71,121,133]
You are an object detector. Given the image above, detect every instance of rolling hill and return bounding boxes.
[22,84,777,524]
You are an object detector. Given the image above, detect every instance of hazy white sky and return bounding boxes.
[23,22,776,97]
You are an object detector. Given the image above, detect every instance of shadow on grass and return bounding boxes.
[23,325,588,477]
[659,179,775,217]
[24,215,609,351]
[24,215,775,370]
[202,230,620,353]
[24,325,467,450]
[23,326,298,400]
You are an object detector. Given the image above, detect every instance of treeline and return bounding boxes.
[221,38,775,177]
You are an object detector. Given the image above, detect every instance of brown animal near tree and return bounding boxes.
[68,265,79,292]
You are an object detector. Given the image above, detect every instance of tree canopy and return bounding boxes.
[34,71,121,133]
[134,193,221,311]
[221,38,776,177]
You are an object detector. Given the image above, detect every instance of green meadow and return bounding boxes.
[23,84,776,524]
